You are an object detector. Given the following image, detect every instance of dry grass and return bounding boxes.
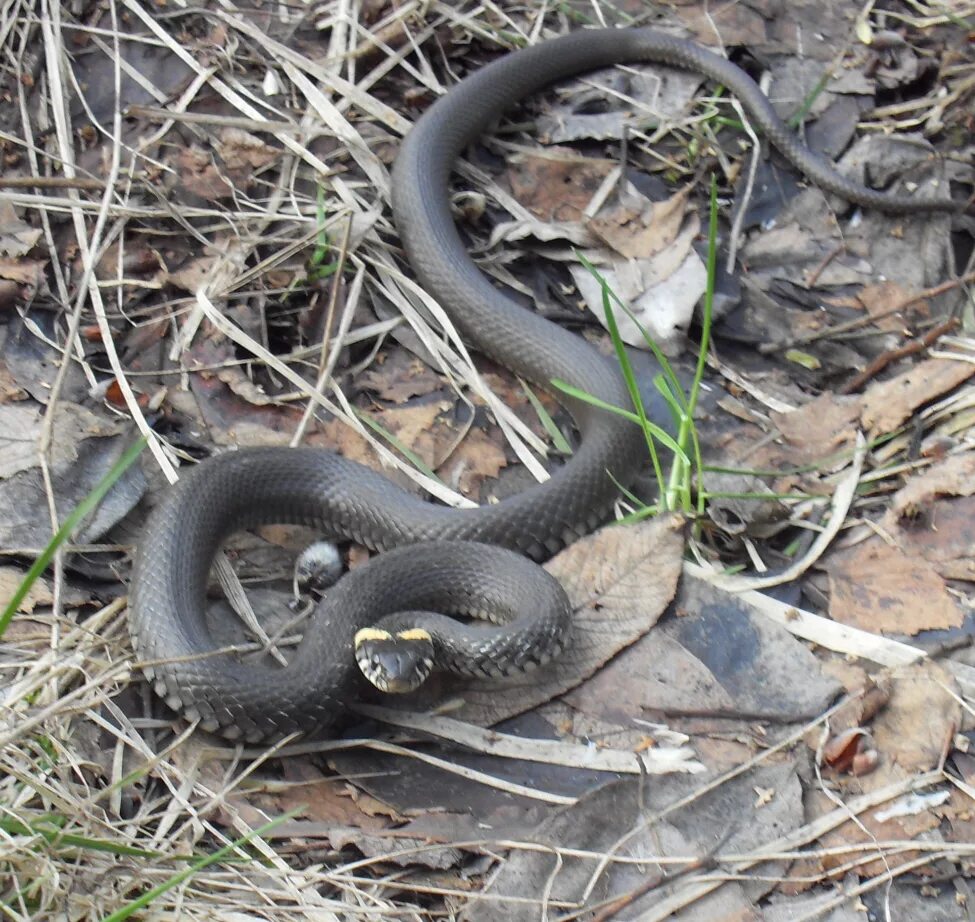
[2,1,975,919]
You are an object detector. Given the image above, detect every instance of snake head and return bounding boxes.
[354,627,435,694]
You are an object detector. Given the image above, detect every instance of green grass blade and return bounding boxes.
[690,176,719,514]
[0,437,147,639]
[2,814,161,859]
[520,380,572,454]
[98,810,299,922]
[355,410,441,483]
[576,251,689,412]
[551,380,689,463]
[573,255,669,498]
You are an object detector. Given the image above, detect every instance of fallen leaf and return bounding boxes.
[506,149,617,222]
[173,147,233,200]
[826,539,963,634]
[872,661,959,773]
[188,374,310,447]
[566,568,842,722]
[360,351,446,403]
[0,201,43,257]
[856,280,928,332]
[0,402,120,479]
[463,762,798,921]
[0,257,45,300]
[164,254,218,294]
[0,566,54,614]
[438,427,508,497]
[884,451,975,521]
[374,401,449,469]
[803,662,960,879]
[588,185,692,259]
[770,393,863,465]
[862,452,975,581]
[570,211,705,352]
[215,127,281,180]
[860,358,975,436]
[535,69,704,143]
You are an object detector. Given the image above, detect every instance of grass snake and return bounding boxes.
[128,27,958,742]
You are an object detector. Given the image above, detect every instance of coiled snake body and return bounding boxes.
[129,28,956,742]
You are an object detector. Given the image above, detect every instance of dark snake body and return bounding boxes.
[129,28,956,742]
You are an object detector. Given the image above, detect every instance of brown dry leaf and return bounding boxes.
[826,538,963,634]
[95,242,161,281]
[506,148,617,222]
[807,785,941,880]
[856,280,927,332]
[0,402,119,479]
[860,358,975,436]
[0,279,18,312]
[164,254,218,293]
[872,660,959,773]
[215,128,280,180]
[465,764,796,922]
[438,427,507,496]
[799,662,960,881]
[186,334,303,409]
[479,369,556,440]
[316,416,381,471]
[0,363,27,401]
[896,495,975,581]
[676,2,767,46]
[0,566,54,614]
[884,451,975,521]
[568,568,842,723]
[877,453,975,581]
[272,761,397,829]
[189,375,308,447]
[393,515,686,727]
[374,401,447,469]
[770,393,863,465]
[0,257,46,304]
[360,351,445,403]
[587,185,692,259]
[0,201,43,256]
[174,147,233,200]
[0,257,45,290]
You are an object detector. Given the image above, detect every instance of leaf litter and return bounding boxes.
[1,1,975,920]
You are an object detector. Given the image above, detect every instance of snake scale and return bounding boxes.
[129,27,957,742]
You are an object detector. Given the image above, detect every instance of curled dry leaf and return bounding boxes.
[438,427,508,496]
[359,351,446,403]
[0,257,46,303]
[822,727,877,776]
